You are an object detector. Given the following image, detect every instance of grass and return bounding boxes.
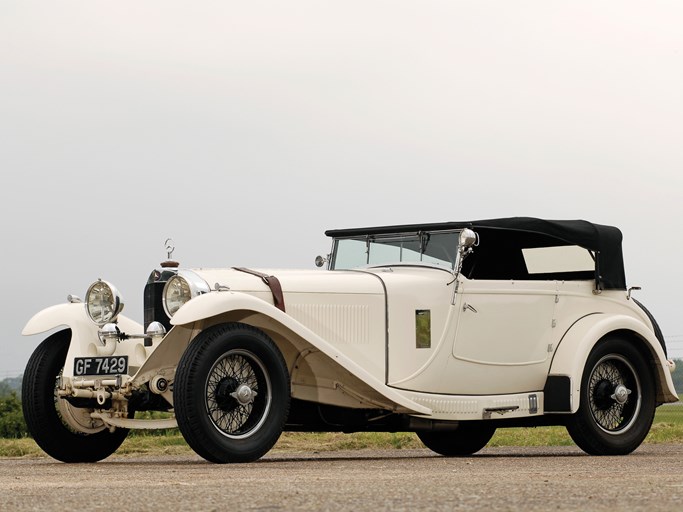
[275,431,423,452]
[2,404,681,459]
[0,438,42,458]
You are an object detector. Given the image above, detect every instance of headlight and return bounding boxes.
[85,279,124,326]
[162,271,210,317]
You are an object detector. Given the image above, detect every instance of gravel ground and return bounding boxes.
[1,445,683,511]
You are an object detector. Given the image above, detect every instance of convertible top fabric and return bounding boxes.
[326,217,626,290]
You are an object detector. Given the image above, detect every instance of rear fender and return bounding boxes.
[169,291,431,415]
[548,313,678,413]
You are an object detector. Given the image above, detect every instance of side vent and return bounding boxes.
[415,310,431,348]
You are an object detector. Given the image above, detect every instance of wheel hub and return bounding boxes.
[214,377,240,411]
[611,384,631,405]
[230,384,257,405]
[593,380,615,410]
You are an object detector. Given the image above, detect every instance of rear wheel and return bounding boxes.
[417,422,496,456]
[566,336,655,455]
[174,323,290,463]
[22,330,130,462]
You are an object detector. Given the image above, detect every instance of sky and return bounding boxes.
[1,1,682,377]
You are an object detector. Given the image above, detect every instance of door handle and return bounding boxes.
[463,303,478,313]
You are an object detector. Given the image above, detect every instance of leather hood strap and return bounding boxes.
[232,267,286,313]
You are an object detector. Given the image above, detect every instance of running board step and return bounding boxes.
[482,406,519,420]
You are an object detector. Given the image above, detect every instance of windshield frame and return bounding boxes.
[329,229,464,271]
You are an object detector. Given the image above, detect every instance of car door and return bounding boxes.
[449,278,557,394]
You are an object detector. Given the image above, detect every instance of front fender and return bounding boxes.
[548,313,678,413]
[22,303,145,377]
[23,303,92,337]
[23,303,143,337]
[170,291,432,415]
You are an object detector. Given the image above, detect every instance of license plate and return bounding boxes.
[73,356,128,376]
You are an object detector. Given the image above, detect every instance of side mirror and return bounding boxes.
[315,255,329,268]
[459,229,479,250]
[452,229,479,297]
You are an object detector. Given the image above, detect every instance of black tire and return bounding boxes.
[174,323,291,463]
[417,422,496,456]
[566,336,655,455]
[22,330,130,462]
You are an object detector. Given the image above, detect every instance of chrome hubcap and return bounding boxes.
[231,384,258,405]
[611,384,631,405]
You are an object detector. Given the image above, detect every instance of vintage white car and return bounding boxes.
[22,218,678,462]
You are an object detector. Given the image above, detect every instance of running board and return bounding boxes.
[399,390,543,421]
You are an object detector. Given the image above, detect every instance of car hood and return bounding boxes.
[188,268,385,295]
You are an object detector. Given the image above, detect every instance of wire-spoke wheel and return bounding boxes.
[567,336,655,455]
[205,350,271,439]
[587,355,640,434]
[174,323,290,463]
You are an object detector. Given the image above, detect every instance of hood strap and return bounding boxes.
[232,267,286,313]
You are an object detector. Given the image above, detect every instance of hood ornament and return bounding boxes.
[165,238,175,259]
[160,238,180,268]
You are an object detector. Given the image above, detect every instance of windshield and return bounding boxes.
[331,231,461,270]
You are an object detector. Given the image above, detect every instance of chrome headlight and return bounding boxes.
[162,271,210,317]
[85,279,124,326]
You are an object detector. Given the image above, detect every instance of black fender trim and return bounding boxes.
[632,298,667,357]
[544,375,572,412]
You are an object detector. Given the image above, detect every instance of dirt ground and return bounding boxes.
[1,444,682,511]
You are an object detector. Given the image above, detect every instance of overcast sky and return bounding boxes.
[1,1,682,377]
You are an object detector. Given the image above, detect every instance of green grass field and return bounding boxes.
[2,403,681,459]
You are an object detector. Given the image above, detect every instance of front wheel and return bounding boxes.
[417,422,496,456]
[174,323,291,463]
[22,330,130,462]
[566,336,655,455]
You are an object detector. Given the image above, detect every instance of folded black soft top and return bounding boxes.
[326,217,626,290]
